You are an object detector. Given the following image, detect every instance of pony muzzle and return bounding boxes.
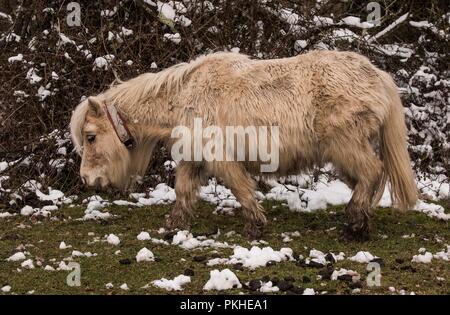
[81,174,109,190]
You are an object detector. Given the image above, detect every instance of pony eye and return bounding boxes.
[86,134,96,144]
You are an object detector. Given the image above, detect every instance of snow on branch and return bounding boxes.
[368,13,409,43]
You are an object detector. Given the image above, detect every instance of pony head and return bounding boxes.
[70,96,134,190]
[69,53,216,191]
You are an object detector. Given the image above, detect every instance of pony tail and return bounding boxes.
[378,73,418,210]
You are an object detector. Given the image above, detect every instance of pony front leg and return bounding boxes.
[217,163,267,239]
[240,197,267,240]
[166,162,205,230]
[166,203,193,230]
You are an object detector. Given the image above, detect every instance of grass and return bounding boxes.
[0,199,448,295]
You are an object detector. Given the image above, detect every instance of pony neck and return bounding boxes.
[117,98,174,145]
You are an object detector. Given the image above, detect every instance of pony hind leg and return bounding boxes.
[330,141,383,240]
[166,162,207,230]
[216,162,267,239]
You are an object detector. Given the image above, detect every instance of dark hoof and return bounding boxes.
[244,221,265,240]
[343,225,370,241]
[165,212,191,231]
[344,205,371,241]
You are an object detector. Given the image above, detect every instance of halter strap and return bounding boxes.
[104,103,135,149]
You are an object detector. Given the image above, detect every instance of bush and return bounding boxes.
[0,0,448,198]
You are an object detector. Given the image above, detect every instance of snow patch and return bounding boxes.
[151,275,191,291]
[6,252,26,262]
[203,269,242,291]
[172,230,231,250]
[349,251,376,263]
[136,247,155,262]
[106,234,120,245]
[259,281,279,292]
[137,232,151,241]
[8,53,23,63]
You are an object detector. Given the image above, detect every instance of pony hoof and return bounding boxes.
[165,214,190,231]
[343,225,370,242]
[244,222,265,240]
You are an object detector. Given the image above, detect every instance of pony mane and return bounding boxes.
[70,52,250,153]
[103,52,249,107]
[70,98,89,155]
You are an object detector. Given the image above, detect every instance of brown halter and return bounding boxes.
[103,103,135,149]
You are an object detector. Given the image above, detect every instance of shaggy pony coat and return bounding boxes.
[71,51,418,239]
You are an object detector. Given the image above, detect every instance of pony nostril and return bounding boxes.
[93,177,102,188]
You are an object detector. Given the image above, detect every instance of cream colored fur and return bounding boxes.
[70,50,418,239]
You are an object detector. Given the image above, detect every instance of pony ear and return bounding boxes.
[87,96,104,117]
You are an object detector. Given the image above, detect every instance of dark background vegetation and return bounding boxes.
[0,0,448,200]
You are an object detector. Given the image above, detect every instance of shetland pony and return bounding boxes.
[70,51,417,239]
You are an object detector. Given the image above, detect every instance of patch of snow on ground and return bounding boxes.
[106,234,120,245]
[82,196,111,220]
[265,179,351,212]
[349,251,376,263]
[307,249,345,265]
[1,285,11,292]
[21,259,35,269]
[112,200,138,207]
[172,230,231,250]
[0,212,15,218]
[203,269,242,291]
[59,241,71,249]
[6,252,26,262]
[136,247,155,262]
[199,179,241,214]
[303,288,315,295]
[137,183,176,206]
[411,245,440,264]
[151,275,190,291]
[264,176,448,220]
[259,281,279,292]
[151,238,169,245]
[57,261,71,271]
[20,205,34,216]
[413,200,449,220]
[413,252,434,263]
[228,246,293,269]
[71,250,96,257]
[104,174,447,222]
[433,245,450,261]
[331,268,360,282]
[137,232,151,241]
[207,246,294,269]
